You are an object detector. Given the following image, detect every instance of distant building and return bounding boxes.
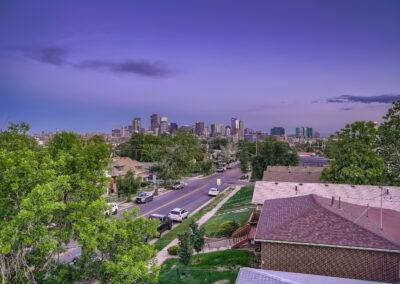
[150,114,159,133]
[210,123,224,136]
[231,118,240,135]
[111,128,121,137]
[180,125,193,133]
[203,126,210,137]
[225,125,232,136]
[296,126,315,138]
[169,122,178,134]
[314,131,321,138]
[270,127,285,136]
[160,116,168,134]
[132,118,141,133]
[195,122,205,136]
[121,126,129,137]
[244,128,254,135]
[239,120,244,137]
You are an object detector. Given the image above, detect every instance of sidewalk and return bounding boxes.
[156,185,242,265]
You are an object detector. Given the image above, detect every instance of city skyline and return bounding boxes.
[1,1,400,135]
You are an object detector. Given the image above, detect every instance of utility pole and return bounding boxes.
[379,187,390,230]
[255,130,261,155]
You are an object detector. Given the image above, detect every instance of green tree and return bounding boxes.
[189,219,205,262]
[116,170,141,199]
[0,125,160,283]
[321,121,387,185]
[177,232,193,271]
[209,137,228,150]
[88,134,105,144]
[237,148,250,174]
[251,138,299,180]
[378,100,400,185]
[200,160,213,175]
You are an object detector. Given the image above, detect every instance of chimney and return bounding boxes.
[331,196,334,206]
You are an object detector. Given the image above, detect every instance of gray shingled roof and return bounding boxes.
[235,268,385,284]
[262,166,324,183]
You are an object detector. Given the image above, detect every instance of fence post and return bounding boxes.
[176,268,180,284]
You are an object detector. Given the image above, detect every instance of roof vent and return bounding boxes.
[299,183,303,186]
[325,184,329,187]
[351,185,355,188]
[275,182,279,185]
[331,196,335,206]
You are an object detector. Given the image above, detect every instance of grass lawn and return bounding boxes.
[202,210,252,237]
[218,186,254,213]
[158,250,254,284]
[154,187,234,251]
[199,186,255,237]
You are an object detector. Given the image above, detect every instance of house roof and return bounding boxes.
[255,194,400,252]
[262,166,324,183]
[110,157,149,177]
[235,268,384,284]
[252,181,400,212]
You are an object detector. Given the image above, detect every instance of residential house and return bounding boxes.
[108,157,153,192]
[262,166,325,183]
[253,194,400,282]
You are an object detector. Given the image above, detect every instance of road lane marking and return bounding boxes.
[140,185,207,216]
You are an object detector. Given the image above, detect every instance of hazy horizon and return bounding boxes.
[1,0,399,135]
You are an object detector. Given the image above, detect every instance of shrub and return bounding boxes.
[167,245,180,255]
[140,182,148,188]
[218,221,240,237]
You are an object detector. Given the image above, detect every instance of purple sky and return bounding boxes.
[0,0,399,136]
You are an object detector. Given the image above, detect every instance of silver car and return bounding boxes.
[168,208,189,222]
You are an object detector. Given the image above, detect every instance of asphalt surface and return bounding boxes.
[122,166,244,218]
[59,167,249,263]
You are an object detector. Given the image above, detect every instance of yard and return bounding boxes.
[201,186,254,237]
[158,250,254,284]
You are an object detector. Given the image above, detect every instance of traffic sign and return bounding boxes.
[217,178,221,186]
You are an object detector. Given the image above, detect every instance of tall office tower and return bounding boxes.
[169,122,178,134]
[296,127,305,138]
[150,114,159,132]
[133,117,141,133]
[271,127,285,136]
[203,126,210,138]
[210,123,224,136]
[231,118,240,135]
[160,116,168,134]
[306,127,315,138]
[195,122,205,136]
[239,120,244,137]
[225,126,232,136]
[121,126,129,137]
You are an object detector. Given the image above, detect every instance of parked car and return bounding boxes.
[208,187,219,197]
[173,181,187,190]
[105,202,118,216]
[168,208,189,222]
[216,167,225,172]
[226,163,233,169]
[148,214,172,237]
[136,192,154,203]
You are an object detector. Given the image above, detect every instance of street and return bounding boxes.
[59,167,251,263]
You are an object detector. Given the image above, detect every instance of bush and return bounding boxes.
[218,221,240,237]
[140,182,148,188]
[167,245,180,255]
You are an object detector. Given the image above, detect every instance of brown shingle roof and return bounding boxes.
[255,194,400,252]
[262,166,323,183]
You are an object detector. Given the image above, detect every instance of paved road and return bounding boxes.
[123,166,244,218]
[59,167,250,263]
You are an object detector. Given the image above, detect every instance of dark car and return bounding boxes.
[148,214,172,237]
[136,192,154,204]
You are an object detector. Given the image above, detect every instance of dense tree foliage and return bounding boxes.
[378,100,400,185]
[240,138,299,180]
[322,100,400,185]
[117,170,141,198]
[118,131,206,181]
[321,121,386,185]
[209,137,228,150]
[0,123,159,283]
